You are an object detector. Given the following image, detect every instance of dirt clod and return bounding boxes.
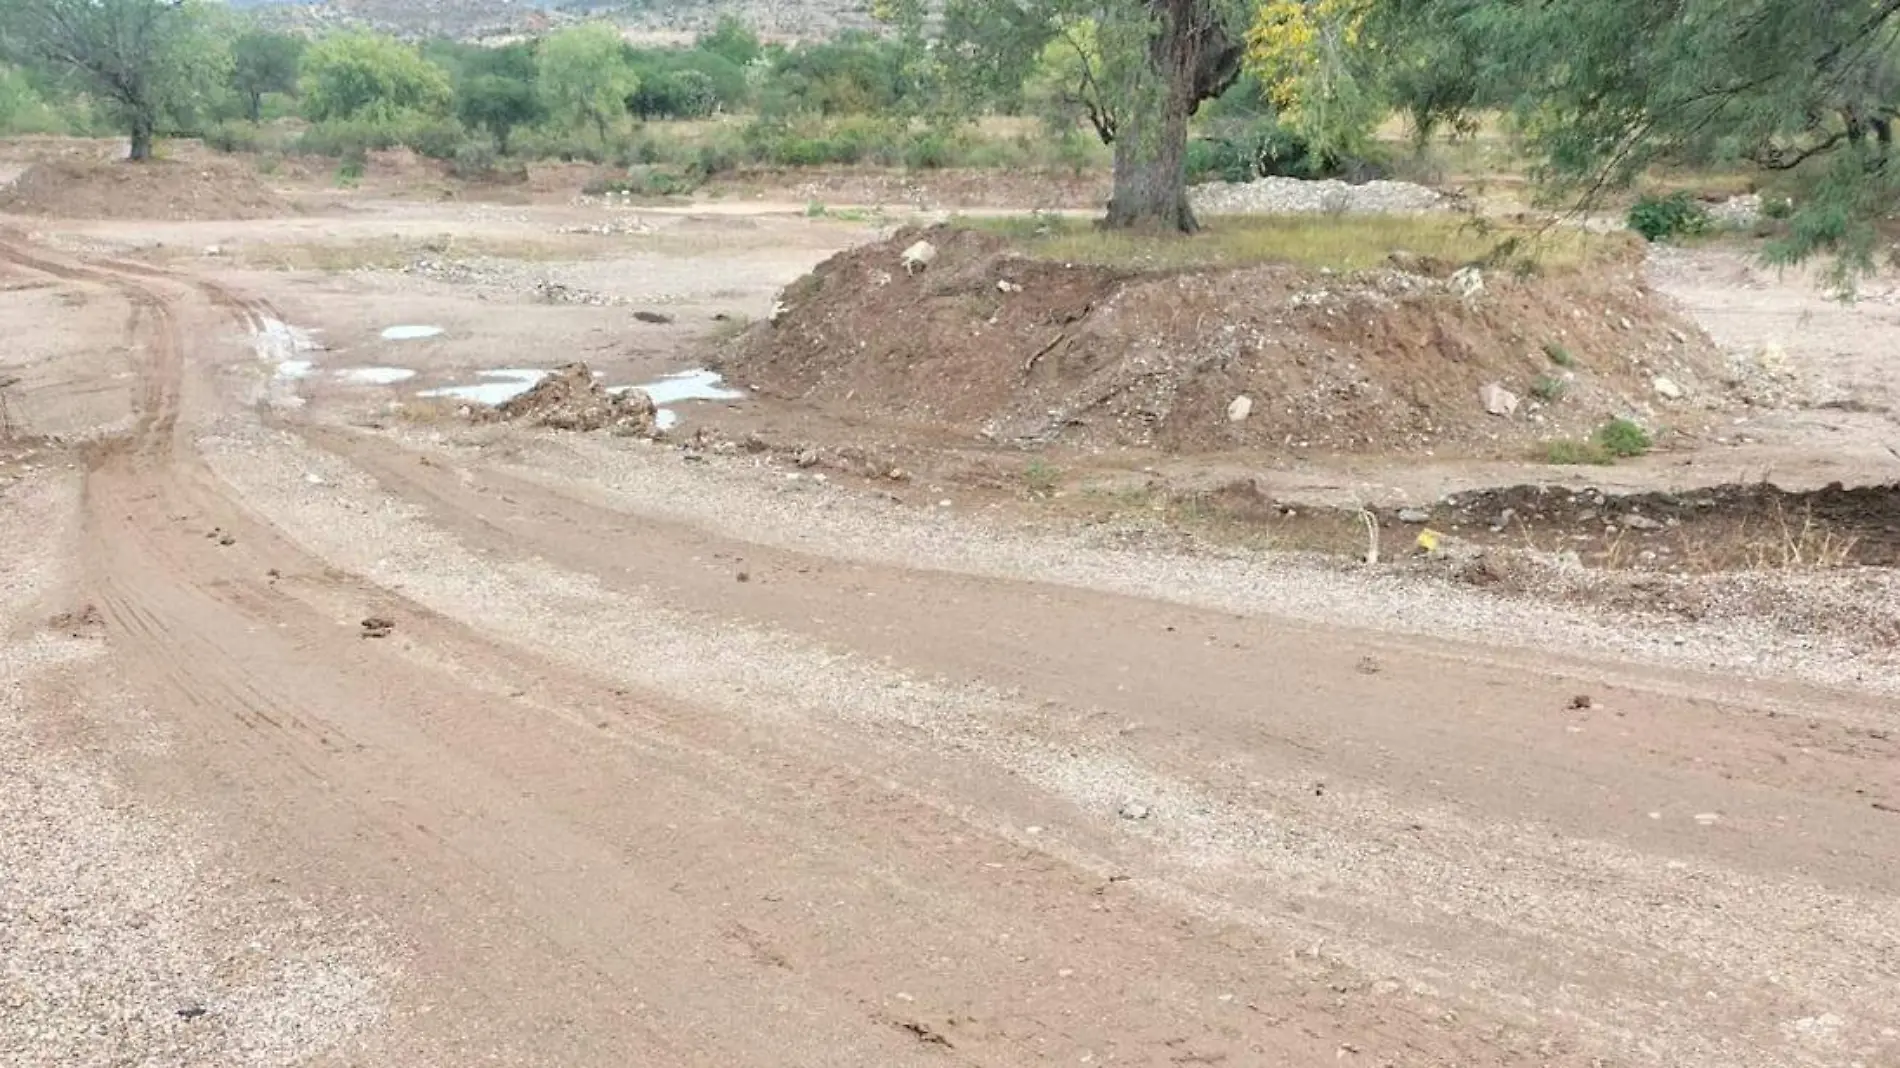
[494,363,658,436]
[360,617,395,638]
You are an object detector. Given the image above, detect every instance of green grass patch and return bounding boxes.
[1542,417,1653,466]
[1543,341,1577,367]
[951,213,1622,274]
[1529,375,1568,402]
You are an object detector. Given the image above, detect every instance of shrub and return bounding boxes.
[447,141,527,183]
[1529,375,1568,402]
[1544,439,1613,466]
[1543,341,1577,368]
[1627,192,1711,242]
[1594,417,1652,457]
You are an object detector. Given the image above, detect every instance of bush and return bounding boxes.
[1627,192,1711,242]
[447,141,526,183]
[1594,417,1652,457]
[203,120,267,154]
[1185,116,1358,185]
[1544,439,1614,466]
[583,166,700,198]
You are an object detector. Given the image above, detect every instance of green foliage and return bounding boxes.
[1186,115,1352,183]
[1626,192,1710,242]
[1528,375,1567,402]
[230,30,303,123]
[1594,417,1652,458]
[582,165,698,197]
[300,33,451,124]
[447,140,527,183]
[0,64,80,134]
[0,0,230,158]
[537,23,637,142]
[698,15,761,68]
[627,68,719,120]
[1543,439,1614,466]
[1401,0,1900,290]
[1542,341,1576,368]
[457,72,540,153]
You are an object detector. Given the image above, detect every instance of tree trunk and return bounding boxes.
[1101,0,1244,233]
[1105,100,1195,230]
[248,92,263,124]
[129,113,156,162]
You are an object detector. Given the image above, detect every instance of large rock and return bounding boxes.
[1480,382,1520,417]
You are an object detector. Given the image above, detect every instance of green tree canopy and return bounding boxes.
[941,0,1251,231]
[230,29,303,123]
[698,15,761,68]
[0,0,229,159]
[299,32,451,124]
[1383,0,1900,288]
[536,22,638,142]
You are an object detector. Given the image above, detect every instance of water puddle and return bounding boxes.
[249,317,324,410]
[611,368,743,429]
[381,325,444,341]
[335,367,417,386]
[416,368,547,406]
[274,360,316,379]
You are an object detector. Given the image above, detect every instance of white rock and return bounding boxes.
[1450,266,1485,299]
[1480,382,1520,417]
[1397,508,1431,524]
[997,279,1022,293]
[1118,801,1151,820]
[1226,395,1254,422]
[1621,513,1664,531]
[900,240,938,275]
[1653,376,1685,400]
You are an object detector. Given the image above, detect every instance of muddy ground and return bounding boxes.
[2,140,1899,1068]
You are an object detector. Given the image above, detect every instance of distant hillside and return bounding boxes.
[246,0,876,42]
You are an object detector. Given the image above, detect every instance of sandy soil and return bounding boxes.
[3,151,1899,1068]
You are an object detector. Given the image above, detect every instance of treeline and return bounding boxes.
[2,4,1396,188]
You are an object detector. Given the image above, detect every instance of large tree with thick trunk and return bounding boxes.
[935,0,1249,232]
[0,0,226,161]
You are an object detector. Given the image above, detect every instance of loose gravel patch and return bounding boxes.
[1190,176,1446,216]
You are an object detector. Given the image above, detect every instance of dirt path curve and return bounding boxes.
[3,235,1898,1068]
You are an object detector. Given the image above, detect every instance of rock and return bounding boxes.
[794,449,821,468]
[1450,266,1485,299]
[1568,694,1594,710]
[900,240,938,275]
[360,616,394,638]
[996,279,1022,293]
[1621,513,1664,531]
[633,310,674,324]
[1226,395,1254,422]
[1480,382,1520,417]
[1397,508,1431,524]
[1118,801,1151,821]
[201,245,222,257]
[1653,376,1685,400]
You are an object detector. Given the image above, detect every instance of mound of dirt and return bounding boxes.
[0,157,292,221]
[725,226,1726,457]
[495,363,658,436]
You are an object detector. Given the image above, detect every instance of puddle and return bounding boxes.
[610,368,743,429]
[416,368,547,406]
[274,360,316,379]
[381,325,444,341]
[335,367,416,386]
[253,317,323,365]
[614,368,744,405]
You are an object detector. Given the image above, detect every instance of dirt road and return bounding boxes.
[3,208,1898,1068]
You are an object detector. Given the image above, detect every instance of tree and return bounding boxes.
[230,29,302,123]
[454,42,539,153]
[1383,0,1900,290]
[943,0,1250,232]
[0,0,228,160]
[537,23,638,143]
[1244,0,1383,164]
[699,14,761,69]
[299,32,451,123]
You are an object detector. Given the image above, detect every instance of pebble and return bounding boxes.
[1398,508,1431,524]
[1118,801,1151,821]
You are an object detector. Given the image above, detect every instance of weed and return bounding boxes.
[1543,341,1577,368]
[804,201,827,217]
[1022,459,1061,498]
[1594,417,1652,458]
[1542,439,1614,466]
[1529,375,1568,402]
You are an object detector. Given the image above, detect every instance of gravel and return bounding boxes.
[1189,176,1446,216]
[0,473,394,1068]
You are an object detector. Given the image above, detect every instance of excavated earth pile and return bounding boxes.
[726,226,1728,456]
